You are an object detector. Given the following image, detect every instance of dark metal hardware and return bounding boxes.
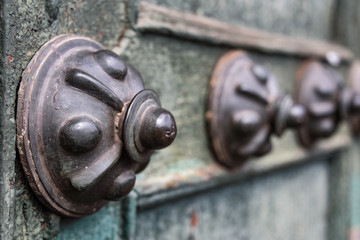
[207,51,306,168]
[295,60,360,148]
[349,61,360,135]
[16,34,177,217]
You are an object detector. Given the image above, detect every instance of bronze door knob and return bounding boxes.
[207,51,306,168]
[17,34,176,217]
[349,61,360,135]
[295,60,360,148]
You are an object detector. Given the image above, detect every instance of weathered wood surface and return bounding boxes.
[348,141,360,240]
[328,146,352,240]
[56,203,122,240]
[135,2,353,60]
[0,0,359,239]
[136,159,329,240]
[335,0,360,58]
[0,0,126,239]
[143,0,337,40]
[0,1,60,239]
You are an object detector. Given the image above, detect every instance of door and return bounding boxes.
[1,0,360,239]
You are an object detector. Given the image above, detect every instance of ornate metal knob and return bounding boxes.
[295,60,360,148]
[349,61,360,135]
[207,51,306,168]
[17,35,176,217]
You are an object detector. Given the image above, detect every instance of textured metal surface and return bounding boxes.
[16,34,176,217]
[207,50,305,168]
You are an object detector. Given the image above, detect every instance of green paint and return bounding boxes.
[121,191,138,240]
[146,0,336,39]
[0,0,127,238]
[1,0,359,239]
[351,175,360,226]
[136,160,330,240]
[1,0,61,238]
[335,0,360,57]
[350,141,360,234]
[57,203,122,240]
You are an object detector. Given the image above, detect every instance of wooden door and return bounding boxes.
[1,0,360,239]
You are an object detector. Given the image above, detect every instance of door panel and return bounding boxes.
[136,160,329,240]
[1,0,360,239]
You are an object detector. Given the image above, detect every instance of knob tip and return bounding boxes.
[140,107,177,150]
[287,104,306,128]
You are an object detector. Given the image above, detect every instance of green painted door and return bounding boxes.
[1,0,360,239]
